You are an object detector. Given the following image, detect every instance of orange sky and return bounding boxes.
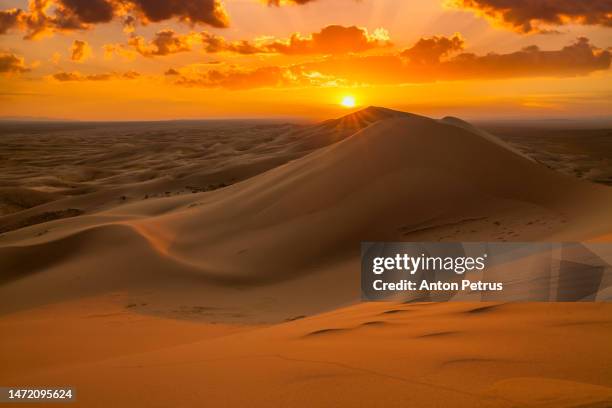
[0,0,611,120]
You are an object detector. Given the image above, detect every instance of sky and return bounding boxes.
[0,0,611,120]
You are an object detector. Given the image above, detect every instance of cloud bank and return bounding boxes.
[169,36,611,89]
[0,0,229,39]
[449,0,612,33]
[107,25,391,58]
[52,70,140,81]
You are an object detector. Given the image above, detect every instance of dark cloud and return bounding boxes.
[266,25,391,55]
[0,0,110,39]
[0,8,23,34]
[0,0,229,39]
[201,32,266,54]
[70,39,92,61]
[122,15,136,32]
[450,0,612,33]
[21,0,104,39]
[401,34,464,64]
[0,52,30,74]
[126,0,229,28]
[60,0,115,24]
[53,71,103,81]
[128,29,197,56]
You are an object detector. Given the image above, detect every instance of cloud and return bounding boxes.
[122,15,136,33]
[0,52,31,75]
[200,25,391,55]
[0,0,229,39]
[122,69,140,79]
[441,37,611,78]
[127,29,199,57]
[401,33,464,64]
[169,36,610,89]
[125,0,229,28]
[448,0,612,33]
[52,70,140,81]
[60,0,115,23]
[70,39,92,61]
[11,0,111,39]
[103,43,136,60]
[176,66,290,89]
[201,32,268,54]
[265,25,391,55]
[108,24,391,58]
[0,8,23,34]
[301,36,611,83]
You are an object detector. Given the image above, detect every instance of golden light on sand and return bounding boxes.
[341,95,356,108]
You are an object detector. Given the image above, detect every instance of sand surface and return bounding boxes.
[2,298,612,407]
[1,107,611,406]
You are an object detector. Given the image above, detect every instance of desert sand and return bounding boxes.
[1,107,611,407]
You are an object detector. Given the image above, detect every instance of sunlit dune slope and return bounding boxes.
[147,110,612,276]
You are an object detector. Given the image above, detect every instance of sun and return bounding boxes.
[341,95,356,108]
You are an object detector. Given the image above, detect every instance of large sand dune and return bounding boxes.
[2,107,611,317]
[1,108,611,407]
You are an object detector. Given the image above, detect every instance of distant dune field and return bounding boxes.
[1,108,611,407]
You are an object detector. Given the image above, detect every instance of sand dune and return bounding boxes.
[1,108,611,407]
[2,107,612,316]
[0,120,305,230]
